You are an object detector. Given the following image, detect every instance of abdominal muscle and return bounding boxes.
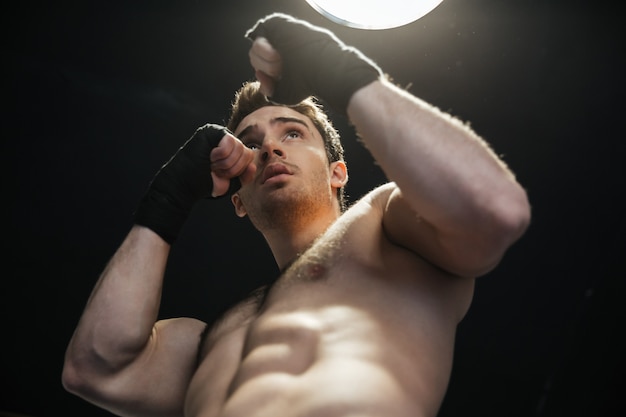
[187,274,460,417]
[223,354,413,417]
[220,305,429,417]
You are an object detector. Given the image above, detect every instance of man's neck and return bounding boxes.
[262,210,339,271]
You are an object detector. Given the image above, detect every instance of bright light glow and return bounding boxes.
[305,0,444,30]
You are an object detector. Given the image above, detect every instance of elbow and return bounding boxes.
[62,358,113,413]
[482,186,531,271]
[497,185,531,244]
[62,355,89,396]
[464,187,531,278]
[62,352,112,405]
[61,343,109,399]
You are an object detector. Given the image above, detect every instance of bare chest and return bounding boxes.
[270,201,386,292]
[187,195,472,417]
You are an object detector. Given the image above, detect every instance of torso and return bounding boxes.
[185,184,475,417]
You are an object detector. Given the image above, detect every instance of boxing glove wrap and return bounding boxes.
[246,13,383,115]
[134,124,238,244]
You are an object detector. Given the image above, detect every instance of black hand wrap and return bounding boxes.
[134,124,239,244]
[246,13,383,115]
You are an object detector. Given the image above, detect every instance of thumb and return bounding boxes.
[255,70,276,97]
[211,172,231,198]
[239,160,257,184]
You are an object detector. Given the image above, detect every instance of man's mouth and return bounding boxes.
[261,163,293,184]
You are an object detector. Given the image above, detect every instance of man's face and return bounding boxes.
[230,106,345,225]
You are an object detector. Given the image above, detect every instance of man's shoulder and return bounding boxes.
[347,182,396,212]
[324,182,397,253]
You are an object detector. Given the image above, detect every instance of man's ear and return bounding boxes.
[330,160,348,189]
[231,193,248,218]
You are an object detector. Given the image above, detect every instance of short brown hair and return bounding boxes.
[227,81,347,211]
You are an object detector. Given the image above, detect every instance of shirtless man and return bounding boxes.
[62,13,530,417]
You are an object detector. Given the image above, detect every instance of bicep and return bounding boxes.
[86,317,207,417]
[381,185,502,278]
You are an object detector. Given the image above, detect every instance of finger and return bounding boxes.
[251,37,281,64]
[210,172,230,198]
[210,150,256,197]
[210,134,236,163]
[249,52,282,79]
[215,146,253,178]
[211,136,255,176]
[211,148,242,172]
[232,147,256,177]
[249,38,282,78]
[255,70,276,97]
[239,160,257,185]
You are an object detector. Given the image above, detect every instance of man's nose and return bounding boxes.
[260,139,284,162]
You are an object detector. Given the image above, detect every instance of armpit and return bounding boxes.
[197,286,269,363]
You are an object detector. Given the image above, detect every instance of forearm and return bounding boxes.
[347,79,529,235]
[65,225,170,373]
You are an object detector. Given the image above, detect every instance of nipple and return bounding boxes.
[307,263,326,280]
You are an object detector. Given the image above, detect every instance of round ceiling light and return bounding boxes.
[305,0,445,30]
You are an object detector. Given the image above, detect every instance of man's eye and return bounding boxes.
[286,131,302,139]
[246,143,261,150]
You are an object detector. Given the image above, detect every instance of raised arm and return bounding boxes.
[62,226,205,417]
[245,13,530,277]
[62,125,254,417]
[347,80,530,277]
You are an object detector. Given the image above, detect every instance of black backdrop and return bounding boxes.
[4,1,624,416]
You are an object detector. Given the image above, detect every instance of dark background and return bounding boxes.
[4,0,624,416]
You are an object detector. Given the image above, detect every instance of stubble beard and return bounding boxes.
[240,170,333,233]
